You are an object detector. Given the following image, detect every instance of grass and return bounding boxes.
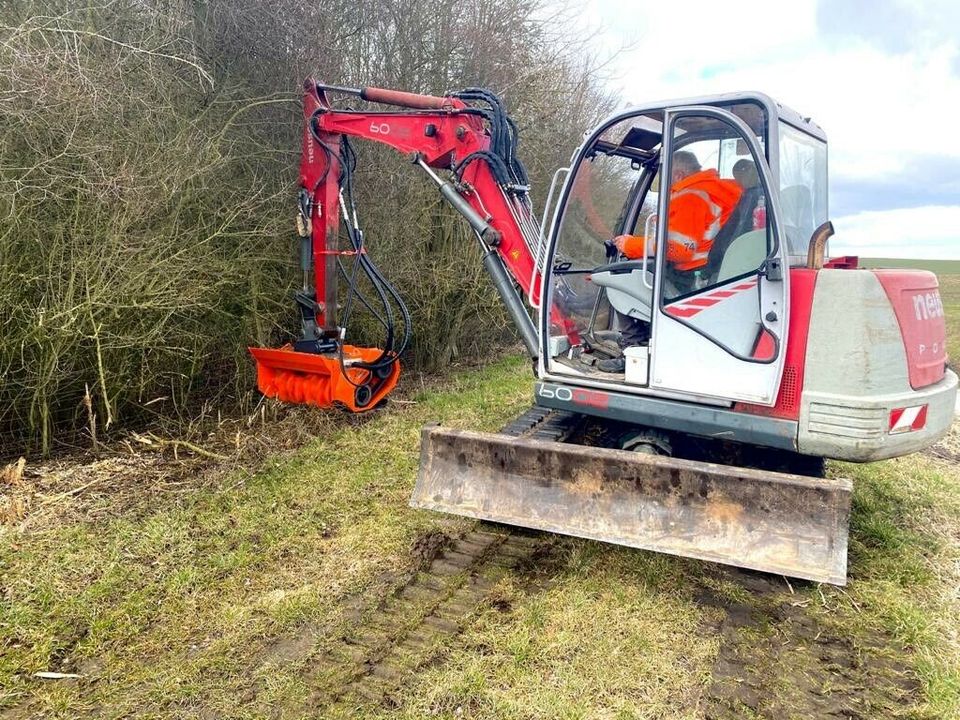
[939,274,960,364]
[2,352,959,718]
[843,451,960,716]
[0,358,533,717]
[859,258,960,274]
[380,440,960,719]
[375,548,712,720]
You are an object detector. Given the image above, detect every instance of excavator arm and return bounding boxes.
[250,78,572,411]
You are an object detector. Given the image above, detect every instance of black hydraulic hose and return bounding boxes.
[336,137,411,375]
[368,261,412,358]
[343,141,409,367]
[340,135,412,361]
[453,150,512,185]
[451,88,528,192]
[336,257,389,330]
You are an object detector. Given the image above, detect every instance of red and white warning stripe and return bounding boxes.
[665,278,758,319]
[888,405,927,434]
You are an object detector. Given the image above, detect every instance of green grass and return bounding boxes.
[2,355,959,718]
[859,258,960,274]
[938,275,960,364]
[0,358,534,717]
[844,451,960,715]
[379,442,960,719]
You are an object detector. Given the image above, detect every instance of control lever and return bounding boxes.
[603,239,618,260]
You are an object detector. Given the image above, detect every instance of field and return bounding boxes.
[859,258,960,274]
[940,275,960,364]
[2,276,959,719]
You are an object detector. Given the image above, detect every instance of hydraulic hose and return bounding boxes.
[318,134,411,383]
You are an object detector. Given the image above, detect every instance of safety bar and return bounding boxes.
[529,166,570,307]
[642,213,657,289]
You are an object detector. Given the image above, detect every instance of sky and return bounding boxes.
[578,0,960,259]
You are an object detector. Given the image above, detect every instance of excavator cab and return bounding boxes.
[415,93,953,585]
[418,96,855,584]
[539,96,802,405]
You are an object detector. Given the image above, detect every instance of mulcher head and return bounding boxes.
[249,344,400,412]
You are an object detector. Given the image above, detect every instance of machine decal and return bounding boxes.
[537,384,609,410]
[875,271,947,389]
[912,291,944,321]
[889,405,928,434]
[572,388,610,410]
[664,278,758,319]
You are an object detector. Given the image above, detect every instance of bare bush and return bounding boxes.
[0,0,613,453]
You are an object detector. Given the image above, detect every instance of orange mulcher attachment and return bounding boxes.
[249,80,409,412]
[250,345,400,412]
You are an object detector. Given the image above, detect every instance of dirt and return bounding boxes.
[241,526,559,718]
[697,570,920,720]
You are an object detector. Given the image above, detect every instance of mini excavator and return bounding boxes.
[251,79,957,585]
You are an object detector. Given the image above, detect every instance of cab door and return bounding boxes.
[649,106,789,406]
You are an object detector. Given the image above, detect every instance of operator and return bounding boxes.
[597,150,742,373]
[732,157,759,190]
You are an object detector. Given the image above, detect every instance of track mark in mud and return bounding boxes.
[699,571,920,720]
[241,408,571,716]
[288,527,554,716]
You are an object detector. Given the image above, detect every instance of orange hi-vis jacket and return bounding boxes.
[620,169,743,271]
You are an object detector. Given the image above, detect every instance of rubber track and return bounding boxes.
[498,405,581,441]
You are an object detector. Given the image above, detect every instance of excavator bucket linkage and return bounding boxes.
[412,426,852,585]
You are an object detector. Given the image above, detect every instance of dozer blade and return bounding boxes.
[249,344,399,412]
[412,426,852,585]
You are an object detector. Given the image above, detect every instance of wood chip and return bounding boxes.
[33,671,82,680]
[2,457,26,486]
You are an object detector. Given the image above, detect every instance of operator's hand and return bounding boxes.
[612,234,650,259]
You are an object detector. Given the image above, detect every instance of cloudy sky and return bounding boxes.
[579,0,960,259]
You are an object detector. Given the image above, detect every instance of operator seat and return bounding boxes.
[704,185,761,280]
[587,260,655,323]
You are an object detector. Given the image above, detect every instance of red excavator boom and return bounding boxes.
[250,78,559,411]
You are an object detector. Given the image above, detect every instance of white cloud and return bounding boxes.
[831,206,960,259]
[681,42,960,181]
[578,0,960,258]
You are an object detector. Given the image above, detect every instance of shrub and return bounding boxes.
[0,0,612,453]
